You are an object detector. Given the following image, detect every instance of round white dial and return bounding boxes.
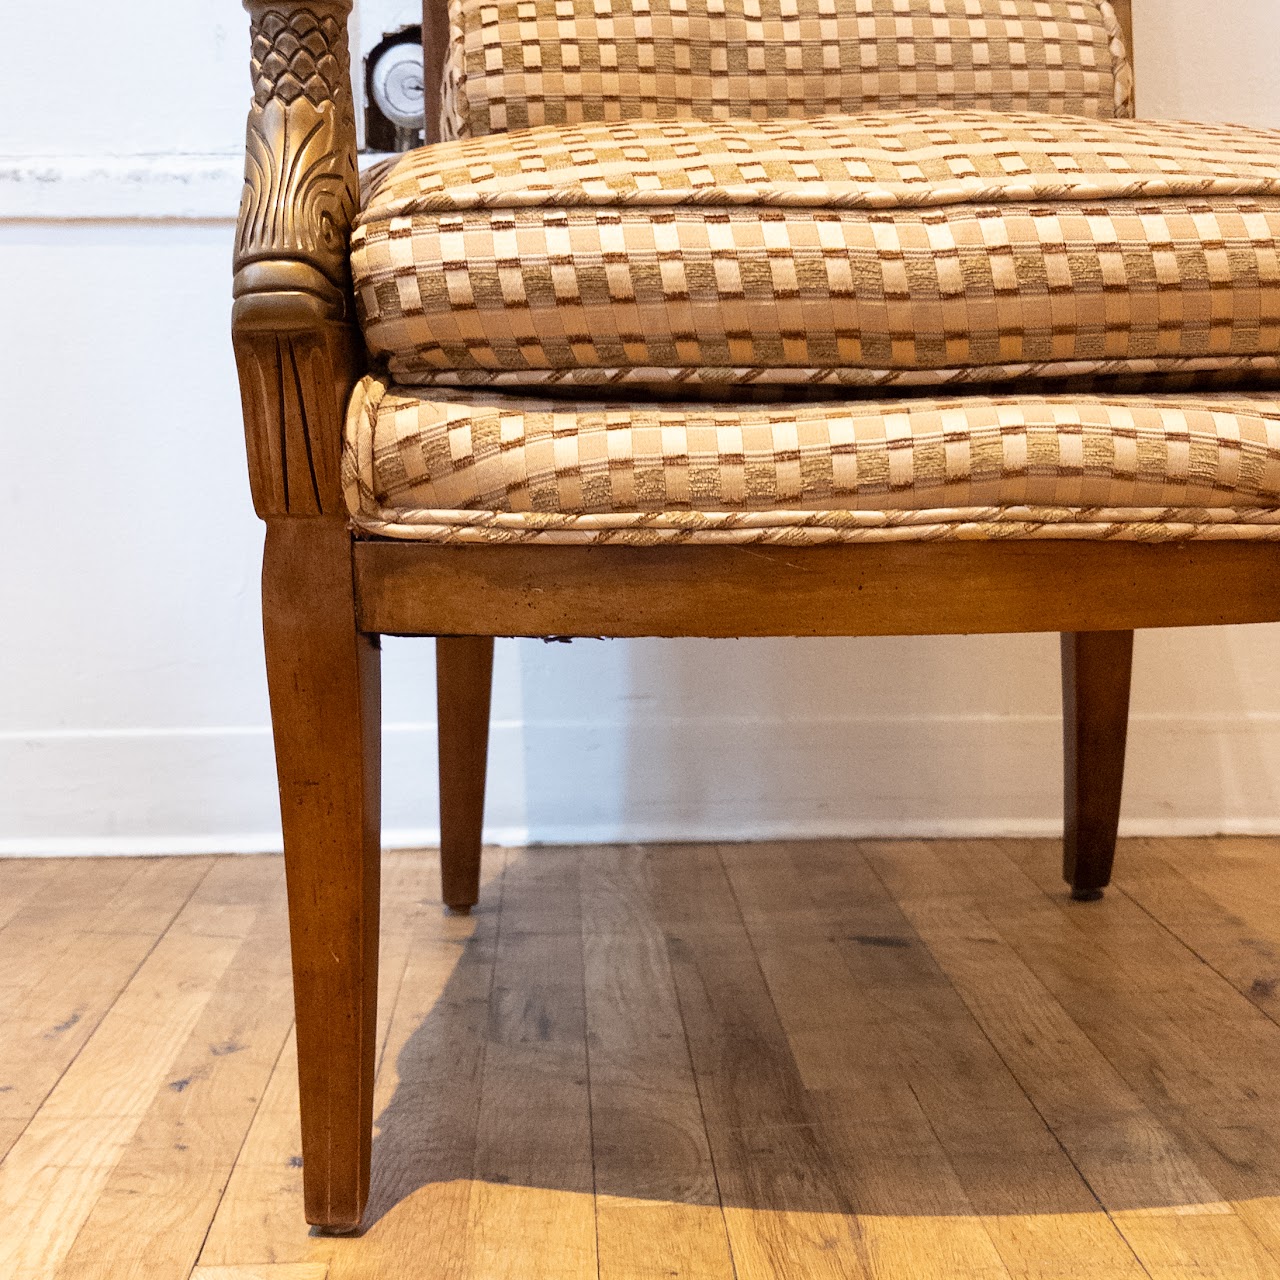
[370,41,425,131]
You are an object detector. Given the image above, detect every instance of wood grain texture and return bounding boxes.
[233,323,362,519]
[435,637,494,911]
[232,0,364,521]
[1112,0,1135,74]
[192,1267,330,1280]
[1062,630,1135,899]
[421,0,449,143]
[724,841,1145,1279]
[54,860,295,1280]
[262,518,382,1229]
[0,868,255,1279]
[354,540,1280,639]
[0,859,212,1149]
[9,841,1280,1278]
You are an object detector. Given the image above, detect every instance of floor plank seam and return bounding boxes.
[852,839,1158,1280]
[662,846,741,1280]
[1117,864,1280,1035]
[578,861,604,1280]
[190,1016,298,1278]
[0,855,219,1173]
[712,841,871,1277]
[13,843,1280,1280]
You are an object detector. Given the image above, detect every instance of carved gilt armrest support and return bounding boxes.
[232,0,363,519]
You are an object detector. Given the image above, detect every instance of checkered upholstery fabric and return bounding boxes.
[343,378,1280,544]
[353,110,1280,393]
[439,0,1132,140]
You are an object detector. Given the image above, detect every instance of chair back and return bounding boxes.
[423,0,1135,141]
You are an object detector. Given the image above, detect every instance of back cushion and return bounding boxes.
[440,0,1133,139]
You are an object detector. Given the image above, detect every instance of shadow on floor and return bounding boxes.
[361,840,1280,1234]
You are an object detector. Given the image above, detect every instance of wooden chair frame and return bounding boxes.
[232,0,1277,1230]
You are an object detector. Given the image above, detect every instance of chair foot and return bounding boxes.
[1061,630,1133,899]
[445,902,473,916]
[313,1224,364,1238]
[437,636,494,910]
[1070,886,1106,903]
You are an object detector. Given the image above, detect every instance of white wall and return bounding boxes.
[4,1,1280,853]
[1133,0,1280,128]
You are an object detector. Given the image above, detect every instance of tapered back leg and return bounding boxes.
[436,636,494,912]
[263,517,382,1230]
[1061,630,1134,901]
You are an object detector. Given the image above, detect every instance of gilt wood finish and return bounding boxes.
[233,0,364,521]
[1062,630,1135,900]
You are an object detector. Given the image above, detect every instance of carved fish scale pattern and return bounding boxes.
[251,8,350,109]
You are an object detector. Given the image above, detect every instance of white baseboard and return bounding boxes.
[9,816,1280,859]
[5,712,1280,855]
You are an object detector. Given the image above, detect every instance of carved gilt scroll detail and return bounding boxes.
[232,0,364,520]
[234,2,359,295]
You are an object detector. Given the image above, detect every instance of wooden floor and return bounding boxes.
[5,840,1280,1278]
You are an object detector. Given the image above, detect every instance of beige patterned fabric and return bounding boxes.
[353,111,1280,392]
[439,0,1132,140]
[344,378,1280,544]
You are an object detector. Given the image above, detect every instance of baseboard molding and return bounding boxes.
[7,816,1280,858]
[5,711,1280,854]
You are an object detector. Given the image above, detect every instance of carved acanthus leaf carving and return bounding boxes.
[234,1,359,294]
[232,0,364,521]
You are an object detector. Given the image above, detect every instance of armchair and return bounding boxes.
[232,0,1280,1230]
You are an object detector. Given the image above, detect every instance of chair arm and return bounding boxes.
[232,0,364,519]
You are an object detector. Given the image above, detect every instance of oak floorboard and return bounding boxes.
[1109,839,1280,1010]
[0,861,250,1280]
[326,852,506,1280]
[0,931,174,1123]
[0,856,215,1173]
[655,851,875,1280]
[0,858,77,933]
[1000,840,1280,1271]
[592,1082,736,1280]
[0,1116,27,1162]
[586,849,736,1280]
[55,860,295,1280]
[194,850,480,1271]
[0,856,211,1006]
[865,839,1280,1280]
[722,842,1131,1280]
[7,843,1280,1280]
[464,851,597,1280]
[191,1266,330,1280]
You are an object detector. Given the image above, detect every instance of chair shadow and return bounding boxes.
[358,843,1280,1242]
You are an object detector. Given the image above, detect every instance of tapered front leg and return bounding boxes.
[263,518,381,1230]
[436,636,494,912]
[1061,630,1134,901]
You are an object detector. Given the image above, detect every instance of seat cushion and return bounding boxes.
[439,0,1132,140]
[353,109,1280,393]
[343,377,1280,544]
